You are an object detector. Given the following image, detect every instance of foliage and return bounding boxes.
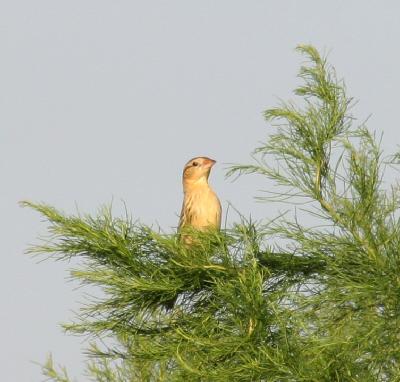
[25,45,400,381]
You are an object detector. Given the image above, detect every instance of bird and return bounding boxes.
[163,156,221,310]
[178,156,222,242]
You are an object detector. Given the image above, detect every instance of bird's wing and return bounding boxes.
[215,197,222,229]
[178,194,195,231]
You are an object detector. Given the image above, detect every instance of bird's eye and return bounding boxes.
[192,161,198,166]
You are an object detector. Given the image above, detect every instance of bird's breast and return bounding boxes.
[181,186,221,229]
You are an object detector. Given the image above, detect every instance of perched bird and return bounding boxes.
[179,156,222,240]
[163,156,221,310]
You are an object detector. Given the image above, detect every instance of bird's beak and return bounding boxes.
[203,158,216,169]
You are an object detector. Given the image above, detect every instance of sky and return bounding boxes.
[1,1,400,380]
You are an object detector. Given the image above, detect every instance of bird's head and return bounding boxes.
[182,156,216,187]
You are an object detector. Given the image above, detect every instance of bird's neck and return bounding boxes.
[183,177,210,193]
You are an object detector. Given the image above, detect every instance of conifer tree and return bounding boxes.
[25,45,400,381]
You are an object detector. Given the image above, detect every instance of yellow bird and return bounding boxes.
[162,156,221,309]
[179,156,221,237]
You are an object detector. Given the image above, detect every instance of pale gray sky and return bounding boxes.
[1,1,400,380]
